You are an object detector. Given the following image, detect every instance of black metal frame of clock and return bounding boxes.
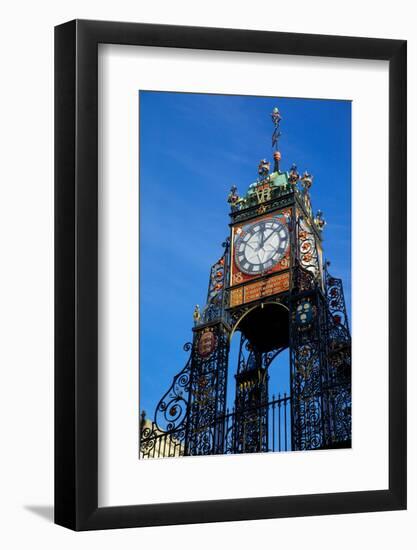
[55,20,406,531]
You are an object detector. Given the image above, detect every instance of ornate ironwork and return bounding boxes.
[290,291,327,450]
[325,266,350,335]
[233,336,269,453]
[323,267,352,447]
[140,106,351,459]
[292,262,316,294]
[186,324,230,455]
[139,341,193,459]
[196,239,232,327]
[141,269,351,458]
[154,347,192,433]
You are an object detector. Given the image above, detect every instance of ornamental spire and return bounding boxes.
[271,107,282,172]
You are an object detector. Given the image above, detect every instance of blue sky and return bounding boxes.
[139,91,351,419]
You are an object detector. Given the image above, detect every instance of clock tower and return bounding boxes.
[140,107,351,458]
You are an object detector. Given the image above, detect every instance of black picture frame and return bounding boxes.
[55,19,407,531]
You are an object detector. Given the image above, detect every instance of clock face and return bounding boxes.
[234,218,289,275]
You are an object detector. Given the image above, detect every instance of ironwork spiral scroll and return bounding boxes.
[153,343,193,432]
[325,272,350,334]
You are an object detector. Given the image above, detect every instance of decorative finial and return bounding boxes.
[193,305,201,325]
[271,107,282,171]
[273,151,281,173]
[288,163,300,186]
[301,171,313,191]
[314,210,326,231]
[227,185,245,211]
[271,106,282,127]
[258,159,270,178]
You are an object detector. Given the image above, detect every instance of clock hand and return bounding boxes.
[262,229,281,249]
[245,242,258,252]
[263,229,276,245]
[263,248,275,262]
[248,232,262,250]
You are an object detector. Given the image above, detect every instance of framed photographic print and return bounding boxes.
[55,20,407,530]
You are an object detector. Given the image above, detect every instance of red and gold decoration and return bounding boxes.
[297,214,321,280]
[254,181,272,203]
[207,255,225,303]
[197,328,217,358]
[230,271,290,307]
[230,208,291,289]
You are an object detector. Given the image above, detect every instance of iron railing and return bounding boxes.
[140,393,291,459]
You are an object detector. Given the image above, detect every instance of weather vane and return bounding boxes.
[271,106,282,172]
